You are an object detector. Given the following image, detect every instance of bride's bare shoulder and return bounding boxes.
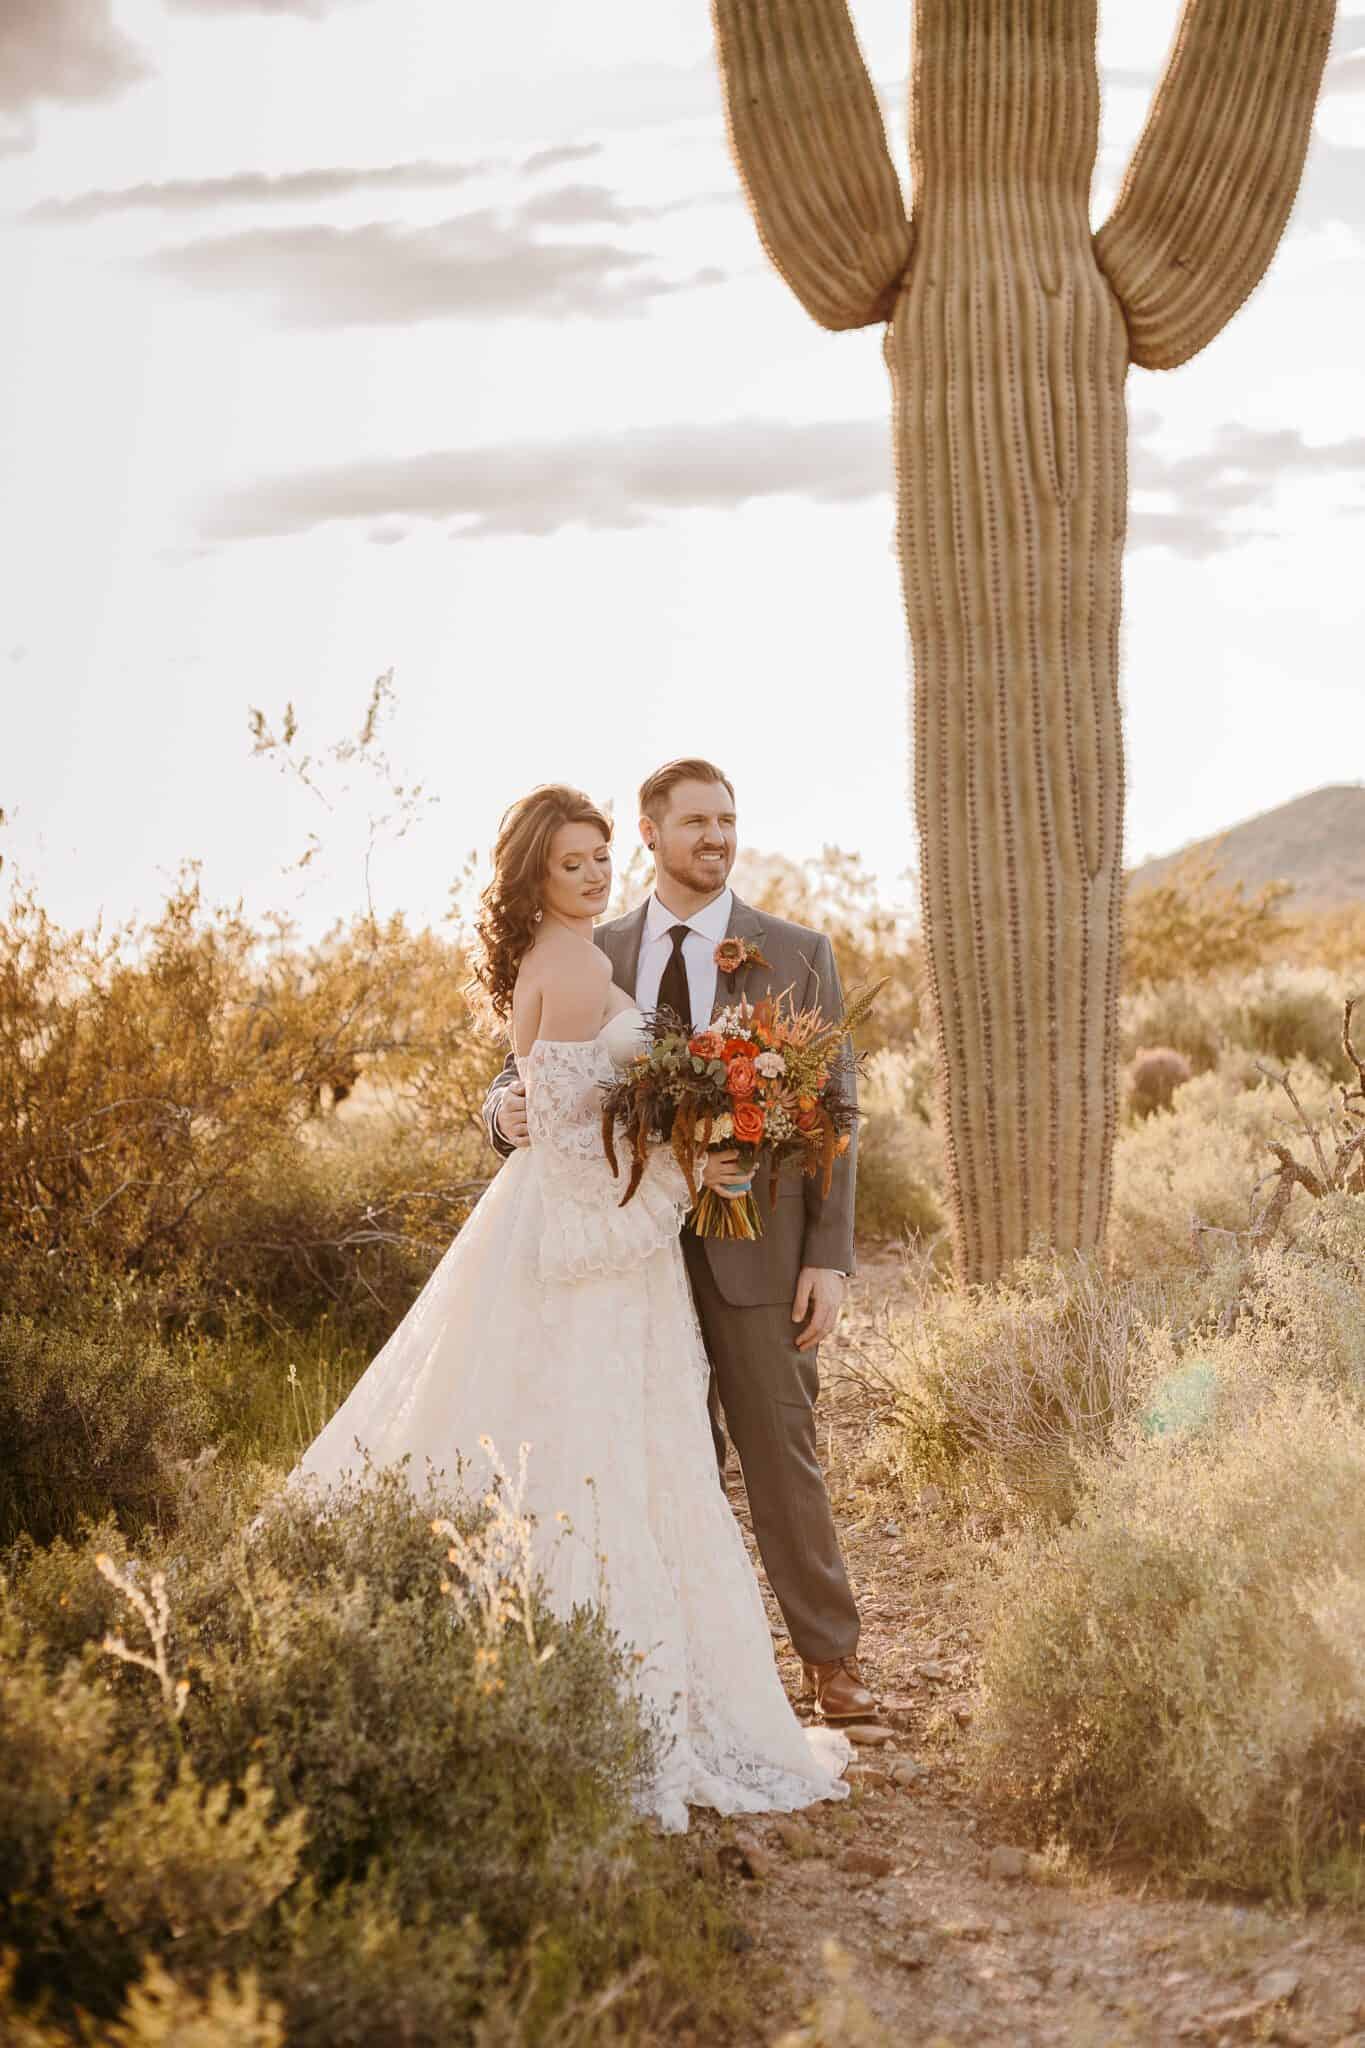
[518,925,609,989]
[516,928,609,1043]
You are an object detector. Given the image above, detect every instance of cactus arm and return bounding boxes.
[710,0,914,331]
[1095,0,1337,370]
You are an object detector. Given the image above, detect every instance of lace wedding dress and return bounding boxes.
[290,1007,849,1830]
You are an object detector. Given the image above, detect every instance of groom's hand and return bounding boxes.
[700,1148,750,1197]
[494,1080,530,1149]
[792,1267,845,1351]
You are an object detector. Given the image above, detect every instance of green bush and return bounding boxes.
[1107,1056,1337,1280]
[192,1116,489,1352]
[885,1252,1162,1518]
[0,1953,287,2048]
[853,1044,948,1245]
[0,1468,747,2044]
[1118,964,1358,1084]
[0,1308,211,1548]
[974,1384,1365,1902]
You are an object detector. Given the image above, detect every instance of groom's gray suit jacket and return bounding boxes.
[481,894,858,1303]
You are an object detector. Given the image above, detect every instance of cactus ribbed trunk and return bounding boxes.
[711,0,1335,1285]
[891,0,1127,1278]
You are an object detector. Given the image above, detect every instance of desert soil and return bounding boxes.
[682,1253,1365,2048]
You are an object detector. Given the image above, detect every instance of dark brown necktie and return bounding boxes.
[657,922,692,1031]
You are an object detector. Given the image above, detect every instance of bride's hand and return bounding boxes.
[700,1148,750,1199]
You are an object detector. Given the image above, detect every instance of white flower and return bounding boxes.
[754,1051,784,1079]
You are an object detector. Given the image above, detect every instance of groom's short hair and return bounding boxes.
[638,757,735,823]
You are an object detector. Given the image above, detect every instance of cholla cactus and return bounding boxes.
[711,0,1335,1282]
[1128,1044,1193,1119]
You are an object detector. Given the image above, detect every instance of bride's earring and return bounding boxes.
[533,907,544,924]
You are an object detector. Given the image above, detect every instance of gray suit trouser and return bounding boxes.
[683,1233,860,1667]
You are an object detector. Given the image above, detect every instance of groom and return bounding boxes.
[482,757,874,1725]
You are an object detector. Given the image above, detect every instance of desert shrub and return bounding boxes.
[1123,849,1294,987]
[0,1467,745,2045]
[1107,1056,1337,1280]
[974,1384,1365,1902]
[1243,1193,1365,1392]
[1118,976,1228,1074]
[1168,1192,1365,1408]
[1271,900,1365,975]
[1220,964,1359,1078]
[0,877,498,1311]
[107,1962,286,2048]
[0,1954,287,2048]
[0,1309,212,1548]
[885,1252,1163,1518]
[1125,1044,1192,1119]
[853,1044,948,1244]
[1119,964,1359,1083]
[192,1116,487,1348]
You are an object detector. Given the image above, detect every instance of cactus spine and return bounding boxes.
[711,0,1335,1282]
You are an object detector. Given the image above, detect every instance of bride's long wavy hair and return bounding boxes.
[467,784,613,1028]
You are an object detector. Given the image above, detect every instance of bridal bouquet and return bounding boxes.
[601,981,883,1240]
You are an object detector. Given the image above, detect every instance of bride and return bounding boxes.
[289,783,849,1829]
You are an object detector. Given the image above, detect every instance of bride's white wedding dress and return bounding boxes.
[290,1006,849,1830]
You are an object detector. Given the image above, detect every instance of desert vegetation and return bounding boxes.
[870,861,1365,1908]
[2,828,1363,2039]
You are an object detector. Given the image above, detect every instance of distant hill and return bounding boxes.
[1127,785,1365,911]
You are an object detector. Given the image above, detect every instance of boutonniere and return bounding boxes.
[714,936,772,989]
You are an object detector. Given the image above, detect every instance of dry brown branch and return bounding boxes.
[1193,996,1365,1270]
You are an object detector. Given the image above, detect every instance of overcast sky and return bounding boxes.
[4,0,1363,937]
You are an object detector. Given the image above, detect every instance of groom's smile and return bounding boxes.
[640,772,739,915]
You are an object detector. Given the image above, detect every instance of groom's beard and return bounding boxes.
[656,848,734,898]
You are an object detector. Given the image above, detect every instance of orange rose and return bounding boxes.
[689,1031,724,1060]
[722,1037,757,1060]
[731,1100,765,1145]
[726,1056,757,1099]
[795,1095,821,1131]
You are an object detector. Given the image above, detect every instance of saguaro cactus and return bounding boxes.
[711,0,1334,1283]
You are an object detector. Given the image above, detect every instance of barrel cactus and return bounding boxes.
[710,0,1335,1282]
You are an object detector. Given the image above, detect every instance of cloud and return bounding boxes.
[147,203,721,326]
[199,418,894,543]
[0,0,148,119]
[518,182,649,229]
[521,142,603,175]
[1130,422,1365,556]
[199,414,1365,554]
[27,158,494,224]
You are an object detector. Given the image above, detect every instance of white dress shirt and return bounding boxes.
[634,888,733,1029]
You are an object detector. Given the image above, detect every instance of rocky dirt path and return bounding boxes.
[683,1254,1365,2048]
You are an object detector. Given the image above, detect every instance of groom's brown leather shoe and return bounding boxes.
[803,1655,877,1724]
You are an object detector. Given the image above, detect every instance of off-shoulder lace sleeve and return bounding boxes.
[524,1039,690,1283]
